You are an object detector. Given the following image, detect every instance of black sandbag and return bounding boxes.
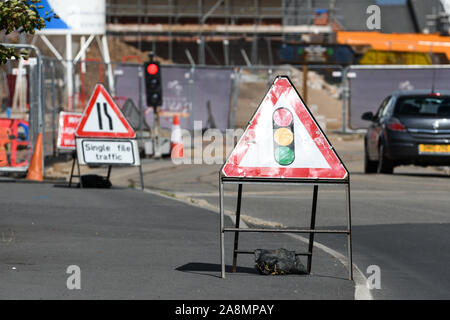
[80,174,112,188]
[255,248,307,275]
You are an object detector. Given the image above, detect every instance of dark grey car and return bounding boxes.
[361,90,450,174]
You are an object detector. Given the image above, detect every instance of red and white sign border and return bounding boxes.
[75,83,135,139]
[221,76,348,180]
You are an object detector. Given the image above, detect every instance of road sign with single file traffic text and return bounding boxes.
[75,83,135,139]
[222,76,347,180]
[76,139,140,166]
[74,83,141,168]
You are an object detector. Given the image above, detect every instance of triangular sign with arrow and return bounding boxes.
[75,83,135,139]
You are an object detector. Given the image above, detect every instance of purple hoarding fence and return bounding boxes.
[114,64,234,132]
[346,65,450,131]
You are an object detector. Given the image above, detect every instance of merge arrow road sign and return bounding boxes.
[75,83,135,139]
[222,76,348,180]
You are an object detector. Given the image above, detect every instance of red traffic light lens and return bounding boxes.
[273,108,293,127]
[147,63,159,75]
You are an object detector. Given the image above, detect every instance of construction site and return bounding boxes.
[3,1,450,303]
[2,0,450,171]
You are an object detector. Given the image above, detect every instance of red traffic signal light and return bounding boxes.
[144,61,162,107]
[146,63,159,75]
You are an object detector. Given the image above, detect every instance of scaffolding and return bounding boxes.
[105,0,333,65]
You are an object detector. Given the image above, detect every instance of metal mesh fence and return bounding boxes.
[36,56,347,160]
[8,50,450,168]
[0,44,43,173]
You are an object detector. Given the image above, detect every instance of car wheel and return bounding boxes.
[377,142,394,174]
[364,143,378,173]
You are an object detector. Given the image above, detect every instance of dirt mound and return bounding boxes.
[234,66,342,131]
[86,37,171,64]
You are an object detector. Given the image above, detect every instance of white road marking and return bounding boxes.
[141,187,373,300]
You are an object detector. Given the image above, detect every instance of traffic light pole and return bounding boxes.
[153,108,161,158]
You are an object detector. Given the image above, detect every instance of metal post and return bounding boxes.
[152,37,156,55]
[303,63,308,103]
[28,62,36,150]
[71,59,76,111]
[50,60,57,157]
[341,66,350,134]
[154,109,161,158]
[346,182,353,281]
[137,0,142,51]
[229,68,241,128]
[307,185,319,274]
[220,179,225,278]
[66,34,73,111]
[139,164,144,191]
[106,165,112,181]
[188,67,195,134]
[101,35,115,96]
[251,36,258,65]
[69,152,76,188]
[224,0,230,65]
[198,0,205,65]
[168,0,173,62]
[252,0,259,65]
[267,38,273,66]
[223,39,229,66]
[138,65,143,139]
[198,37,205,65]
[77,150,83,188]
[232,184,243,272]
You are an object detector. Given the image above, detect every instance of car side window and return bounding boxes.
[375,96,391,120]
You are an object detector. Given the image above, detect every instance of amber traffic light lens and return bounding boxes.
[274,127,294,146]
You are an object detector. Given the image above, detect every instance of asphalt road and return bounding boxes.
[111,135,450,299]
[0,182,352,299]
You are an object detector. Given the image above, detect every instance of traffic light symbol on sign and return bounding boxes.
[144,62,162,107]
[273,107,295,166]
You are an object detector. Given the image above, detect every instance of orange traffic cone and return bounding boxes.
[26,133,43,181]
[170,115,184,159]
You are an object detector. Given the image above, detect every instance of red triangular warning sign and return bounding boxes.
[222,76,348,180]
[75,84,135,138]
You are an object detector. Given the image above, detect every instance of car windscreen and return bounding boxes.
[394,95,450,117]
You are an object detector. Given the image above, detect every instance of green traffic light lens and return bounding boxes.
[275,146,295,166]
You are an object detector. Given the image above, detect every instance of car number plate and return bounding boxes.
[419,144,450,154]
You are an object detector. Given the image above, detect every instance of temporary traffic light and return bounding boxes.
[144,61,162,107]
[273,107,295,166]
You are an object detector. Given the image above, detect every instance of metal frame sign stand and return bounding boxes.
[219,76,353,280]
[55,111,83,188]
[72,83,144,190]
